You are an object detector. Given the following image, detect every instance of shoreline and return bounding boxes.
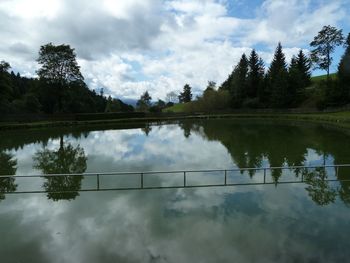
[1,112,350,131]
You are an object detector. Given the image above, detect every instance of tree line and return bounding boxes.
[0,43,133,115]
[1,25,350,115]
[175,25,350,111]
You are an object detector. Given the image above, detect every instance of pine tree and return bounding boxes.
[288,50,311,105]
[288,56,302,106]
[267,43,289,108]
[179,84,192,103]
[296,50,311,87]
[0,61,15,113]
[230,54,248,107]
[220,70,234,91]
[338,33,350,103]
[247,50,265,99]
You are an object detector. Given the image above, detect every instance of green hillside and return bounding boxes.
[163,103,187,113]
[311,73,337,84]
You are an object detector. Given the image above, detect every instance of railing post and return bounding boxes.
[263,169,266,184]
[141,173,144,189]
[97,174,100,190]
[224,170,227,185]
[184,172,186,187]
[336,166,339,178]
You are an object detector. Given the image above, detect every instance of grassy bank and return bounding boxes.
[1,111,350,131]
[311,73,337,84]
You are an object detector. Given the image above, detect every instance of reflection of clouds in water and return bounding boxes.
[305,148,334,166]
[1,185,350,263]
[74,125,234,172]
[1,122,350,262]
[4,123,342,178]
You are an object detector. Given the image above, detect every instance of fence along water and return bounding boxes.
[1,164,350,195]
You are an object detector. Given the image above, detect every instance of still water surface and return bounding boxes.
[1,119,350,262]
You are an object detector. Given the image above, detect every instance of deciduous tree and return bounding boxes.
[37,43,84,111]
[310,25,344,83]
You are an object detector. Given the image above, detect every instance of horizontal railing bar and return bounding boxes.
[0,164,350,178]
[4,178,350,195]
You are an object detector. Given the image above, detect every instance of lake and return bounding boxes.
[1,119,350,262]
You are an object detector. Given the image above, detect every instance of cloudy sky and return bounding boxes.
[0,0,349,100]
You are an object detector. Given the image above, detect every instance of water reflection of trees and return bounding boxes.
[141,123,152,136]
[0,152,17,201]
[183,119,350,206]
[33,135,87,201]
[302,167,337,206]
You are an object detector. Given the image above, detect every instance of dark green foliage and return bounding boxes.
[37,43,84,111]
[179,84,192,103]
[304,167,337,206]
[288,50,311,106]
[220,70,234,91]
[338,33,350,103]
[137,91,152,111]
[296,50,312,87]
[0,152,17,201]
[0,45,133,115]
[313,79,341,109]
[0,61,14,113]
[230,54,248,107]
[37,43,84,85]
[267,43,289,108]
[310,25,344,81]
[0,68,131,114]
[33,137,86,201]
[184,82,230,112]
[105,96,133,113]
[247,50,265,100]
[149,99,167,113]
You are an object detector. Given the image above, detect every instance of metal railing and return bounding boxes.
[1,164,350,195]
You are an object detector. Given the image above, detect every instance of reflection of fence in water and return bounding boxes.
[1,164,350,194]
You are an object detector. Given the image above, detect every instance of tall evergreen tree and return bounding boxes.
[267,43,289,108]
[230,54,248,107]
[288,50,311,105]
[0,61,14,113]
[288,56,303,106]
[338,33,350,103]
[220,68,234,91]
[296,50,312,87]
[179,84,193,103]
[247,50,265,99]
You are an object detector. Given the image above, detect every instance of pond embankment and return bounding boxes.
[1,111,350,131]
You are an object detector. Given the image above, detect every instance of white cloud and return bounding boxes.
[0,0,348,100]
[244,0,346,47]
[0,0,62,20]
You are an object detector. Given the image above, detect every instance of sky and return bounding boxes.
[0,0,349,101]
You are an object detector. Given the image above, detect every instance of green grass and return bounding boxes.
[311,73,337,84]
[163,103,188,113]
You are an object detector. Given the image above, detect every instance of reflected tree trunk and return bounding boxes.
[33,136,87,201]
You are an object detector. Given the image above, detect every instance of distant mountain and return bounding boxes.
[120,98,138,107]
